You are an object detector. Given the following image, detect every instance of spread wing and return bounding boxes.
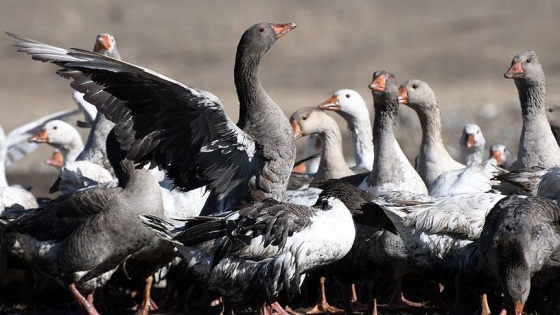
[8,32,265,207]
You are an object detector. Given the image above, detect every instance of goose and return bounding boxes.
[483,143,513,175]
[141,182,395,315]
[318,89,374,171]
[74,34,120,172]
[505,50,560,169]
[459,123,486,166]
[360,70,428,195]
[8,22,297,216]
[3,129,169,315]
[1,107,79,210]
[27,119,113,194]
[398,80,492,197]
[291,107,354,182]
[309,71,429,313]
[478,195,560,315]
[397,80,465,187]
[286,106,358,314]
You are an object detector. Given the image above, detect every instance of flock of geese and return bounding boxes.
[1,22,560,315]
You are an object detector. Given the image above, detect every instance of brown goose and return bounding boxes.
[3,129,167,315]
[7,22,297,215]
[505,50,560,169]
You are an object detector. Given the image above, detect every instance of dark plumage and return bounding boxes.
[479,195,560,315]
[7,22,297,215]
[3,130,167,314]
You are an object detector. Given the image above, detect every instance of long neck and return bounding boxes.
[235,50,267,129]
[367,93,426,194]
[62,137,85,165]
[515,79,560,168]
[517,80,546,119]
[314,127,354,182]
[77,114,114,168]
[344,113,374,171]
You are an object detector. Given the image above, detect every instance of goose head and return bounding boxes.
[318,89,367,121]
[397,79,438,113]
[489,143,512,168]
[290,107,337,139]
[460,123,486,164]
[504,50,544,86]
[236,22,296,60]
[28,120,81,150]
[93,33,121,59]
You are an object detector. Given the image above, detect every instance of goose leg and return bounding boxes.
[138,275,157,315]
[350,283,368,311]
[270,301,290,315]
[387,277,424,309]
[481,293,491,315]
[306,276,343,314]
[69,283,100,315]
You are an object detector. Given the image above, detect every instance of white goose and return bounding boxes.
[318,89,374,171]
[27,120,113,195]
[459,123,486,166]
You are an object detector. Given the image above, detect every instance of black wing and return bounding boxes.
[8,33,264,209]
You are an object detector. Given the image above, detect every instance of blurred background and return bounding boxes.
[1,0,560,197]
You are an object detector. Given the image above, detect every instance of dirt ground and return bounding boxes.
[1,1,560,196]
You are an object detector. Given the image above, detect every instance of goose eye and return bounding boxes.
[302,116,307,120]
[548,108,553,113]
[53,126,58,130]
[259,27,265,32]
[412,84,418,89]
[526,58,531,63]
[345,94,350,98]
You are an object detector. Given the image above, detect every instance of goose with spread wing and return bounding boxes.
[7,22,297,215]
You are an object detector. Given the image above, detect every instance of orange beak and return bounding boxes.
[397,86,409,104]
[291,119,303,139]
[369,74,386,92]
[514,301,524,315]
[95,34,112,52]
[272,23,297,39]
[28,129,49,143]
[466,134,476,148]
[491,149,503,166]
[504,62,523,79]
[46,150,64,168]
[292,161,307,173]
[318,95,340,111]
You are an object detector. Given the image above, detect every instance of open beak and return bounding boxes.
[272,23,297,39]
[318,95,340,111]
[28,129,49,143]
